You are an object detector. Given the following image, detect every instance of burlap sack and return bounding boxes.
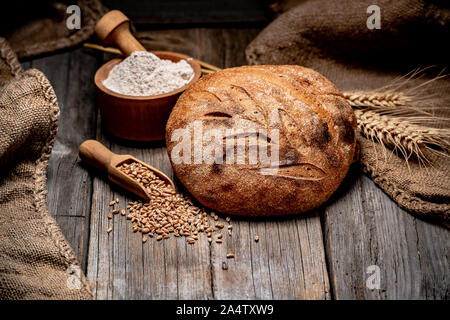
[0,0,106,58]
[246,0,450,227]
[0,38,92,299]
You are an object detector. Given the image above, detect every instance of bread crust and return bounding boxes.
[166,65,356,216]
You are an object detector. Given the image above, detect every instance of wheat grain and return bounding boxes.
[113,160,230,247]
[215,222,224,229]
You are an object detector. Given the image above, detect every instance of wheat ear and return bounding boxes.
[343,68,449,117]
[355,110,450,164]
[343,91,411,108]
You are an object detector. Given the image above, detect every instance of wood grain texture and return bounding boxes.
[210,214,330,299]
[30,48,101,271]
[86,28,330,299]
[323,166,449,299]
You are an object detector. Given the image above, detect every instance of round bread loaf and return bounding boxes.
[166,65,356,216]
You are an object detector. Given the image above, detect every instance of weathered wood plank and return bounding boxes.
[413,219,449,299]
[86,28,331,299]
[31,48,101,270]
[210,214,330,299]
[323,166,449,299]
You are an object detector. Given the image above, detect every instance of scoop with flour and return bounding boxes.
[102,51,195,96]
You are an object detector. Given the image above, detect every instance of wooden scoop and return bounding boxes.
[79,140,175,201]
[94,10,146,56]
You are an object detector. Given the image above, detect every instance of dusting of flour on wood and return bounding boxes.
[103,51,194,96]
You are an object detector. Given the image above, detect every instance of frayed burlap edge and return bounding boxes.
[13,0,107,58]
[0,39,93,298]
[0,37,22,77]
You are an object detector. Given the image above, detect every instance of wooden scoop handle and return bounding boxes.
[79,140,114,172]
[94,10,146,56]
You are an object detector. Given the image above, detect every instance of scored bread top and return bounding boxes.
[166,65,357,216]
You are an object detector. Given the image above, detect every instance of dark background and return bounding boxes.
[102,0,273,27]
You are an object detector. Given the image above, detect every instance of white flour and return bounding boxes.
[102,51,194,96]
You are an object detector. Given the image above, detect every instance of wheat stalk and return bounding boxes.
[355,110,450,165]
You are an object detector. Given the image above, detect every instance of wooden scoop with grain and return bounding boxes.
[79,140,175,201]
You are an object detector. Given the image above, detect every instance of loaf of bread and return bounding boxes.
[166,65,357,216]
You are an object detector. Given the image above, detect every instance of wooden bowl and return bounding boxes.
[94,51,202,141]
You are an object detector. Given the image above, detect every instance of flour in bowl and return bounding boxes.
[102,51,195,96]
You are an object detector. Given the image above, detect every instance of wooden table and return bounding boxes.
[22,27,449,300]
